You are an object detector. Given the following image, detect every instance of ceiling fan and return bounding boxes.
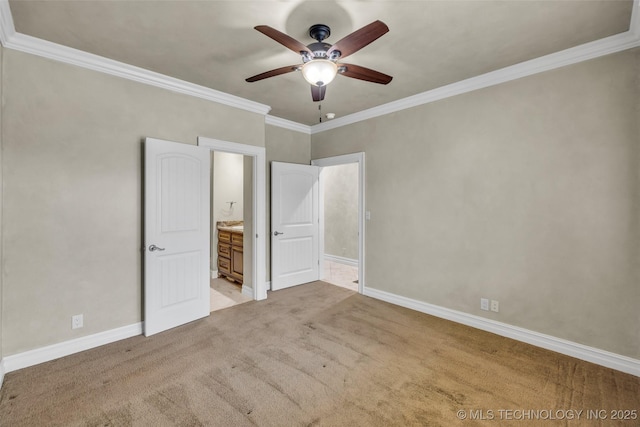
[246,20,393,102]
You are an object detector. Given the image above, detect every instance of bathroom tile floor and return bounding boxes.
[210,260,359,313]
[323,260,359,291]
[210,277,252,312]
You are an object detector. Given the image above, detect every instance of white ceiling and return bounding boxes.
[6,0,636,125]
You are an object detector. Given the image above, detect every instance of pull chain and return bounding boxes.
[318,103,322,123]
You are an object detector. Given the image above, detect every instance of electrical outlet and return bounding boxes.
[480,298,489,311]
[490,300,499,313]
[72,314,83,329]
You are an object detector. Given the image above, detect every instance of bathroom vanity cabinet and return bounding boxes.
[218,227,243,283]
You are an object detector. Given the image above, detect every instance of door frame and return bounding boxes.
[198,137,267,300]
[311,152,365,294]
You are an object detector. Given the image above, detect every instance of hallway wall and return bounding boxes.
[323,163,358,261]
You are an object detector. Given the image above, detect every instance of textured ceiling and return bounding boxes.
[8,0,634,125]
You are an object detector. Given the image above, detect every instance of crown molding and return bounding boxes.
[311,28,640,134]
[0,0,638,133]
[0,1,271,116]
[5,33,271,115]
[0,0,14,45]
[265,115,311,134]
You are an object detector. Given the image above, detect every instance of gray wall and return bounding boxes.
[213,152,244,224]
[1,49,265,356]
[323,163,359,260]
[2,40,637,364]
[0,45,4,364]
[312,48,640,359]
[265,124,311,282]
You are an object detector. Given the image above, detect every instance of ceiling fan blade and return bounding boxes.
[245,65,300,82]
[254,25,313,56]
[338,63,393,85]
[327,20,389,60]
[311,85,326,102]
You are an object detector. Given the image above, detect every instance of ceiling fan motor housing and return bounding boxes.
[306,42,332,60]
[303,24,334,62]
[309,24,331,42]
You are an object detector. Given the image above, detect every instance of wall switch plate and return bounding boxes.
[72,314,83,329]
[490,300,499,313]
[480,298,489,311]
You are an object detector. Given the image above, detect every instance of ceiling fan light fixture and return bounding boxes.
[301,59,338,87]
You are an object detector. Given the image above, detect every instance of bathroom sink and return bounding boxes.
[218,224,243,231]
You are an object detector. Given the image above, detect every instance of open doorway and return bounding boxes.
[198,137,268,303]
[321,163,359,291]
[312,152,365,294]
[210,151,253,311]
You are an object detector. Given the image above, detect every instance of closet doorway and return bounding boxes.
[312,153,365,294]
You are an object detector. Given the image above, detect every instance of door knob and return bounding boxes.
[273,231,284,236]
[148,244,166,252]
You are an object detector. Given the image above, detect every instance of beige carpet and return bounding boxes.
[1,281,638,426]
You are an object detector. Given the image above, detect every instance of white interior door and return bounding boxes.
[271,162,320,290]
[144,137,210,336]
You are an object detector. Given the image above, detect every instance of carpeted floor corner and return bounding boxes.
[1,281,638,426]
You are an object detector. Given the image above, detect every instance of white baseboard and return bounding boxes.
[364,287,640,377]
[324,254,358,267]
[0,358,5,390]
[6,289,635,382]
[241,284,253,299]
[3,322,143,374]
[211,270,218,279]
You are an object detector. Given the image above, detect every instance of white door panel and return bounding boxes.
[271,162,319,290]
[145,138,210,336]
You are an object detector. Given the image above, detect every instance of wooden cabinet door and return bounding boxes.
[218,256,231,275]
[232,245,243,278]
